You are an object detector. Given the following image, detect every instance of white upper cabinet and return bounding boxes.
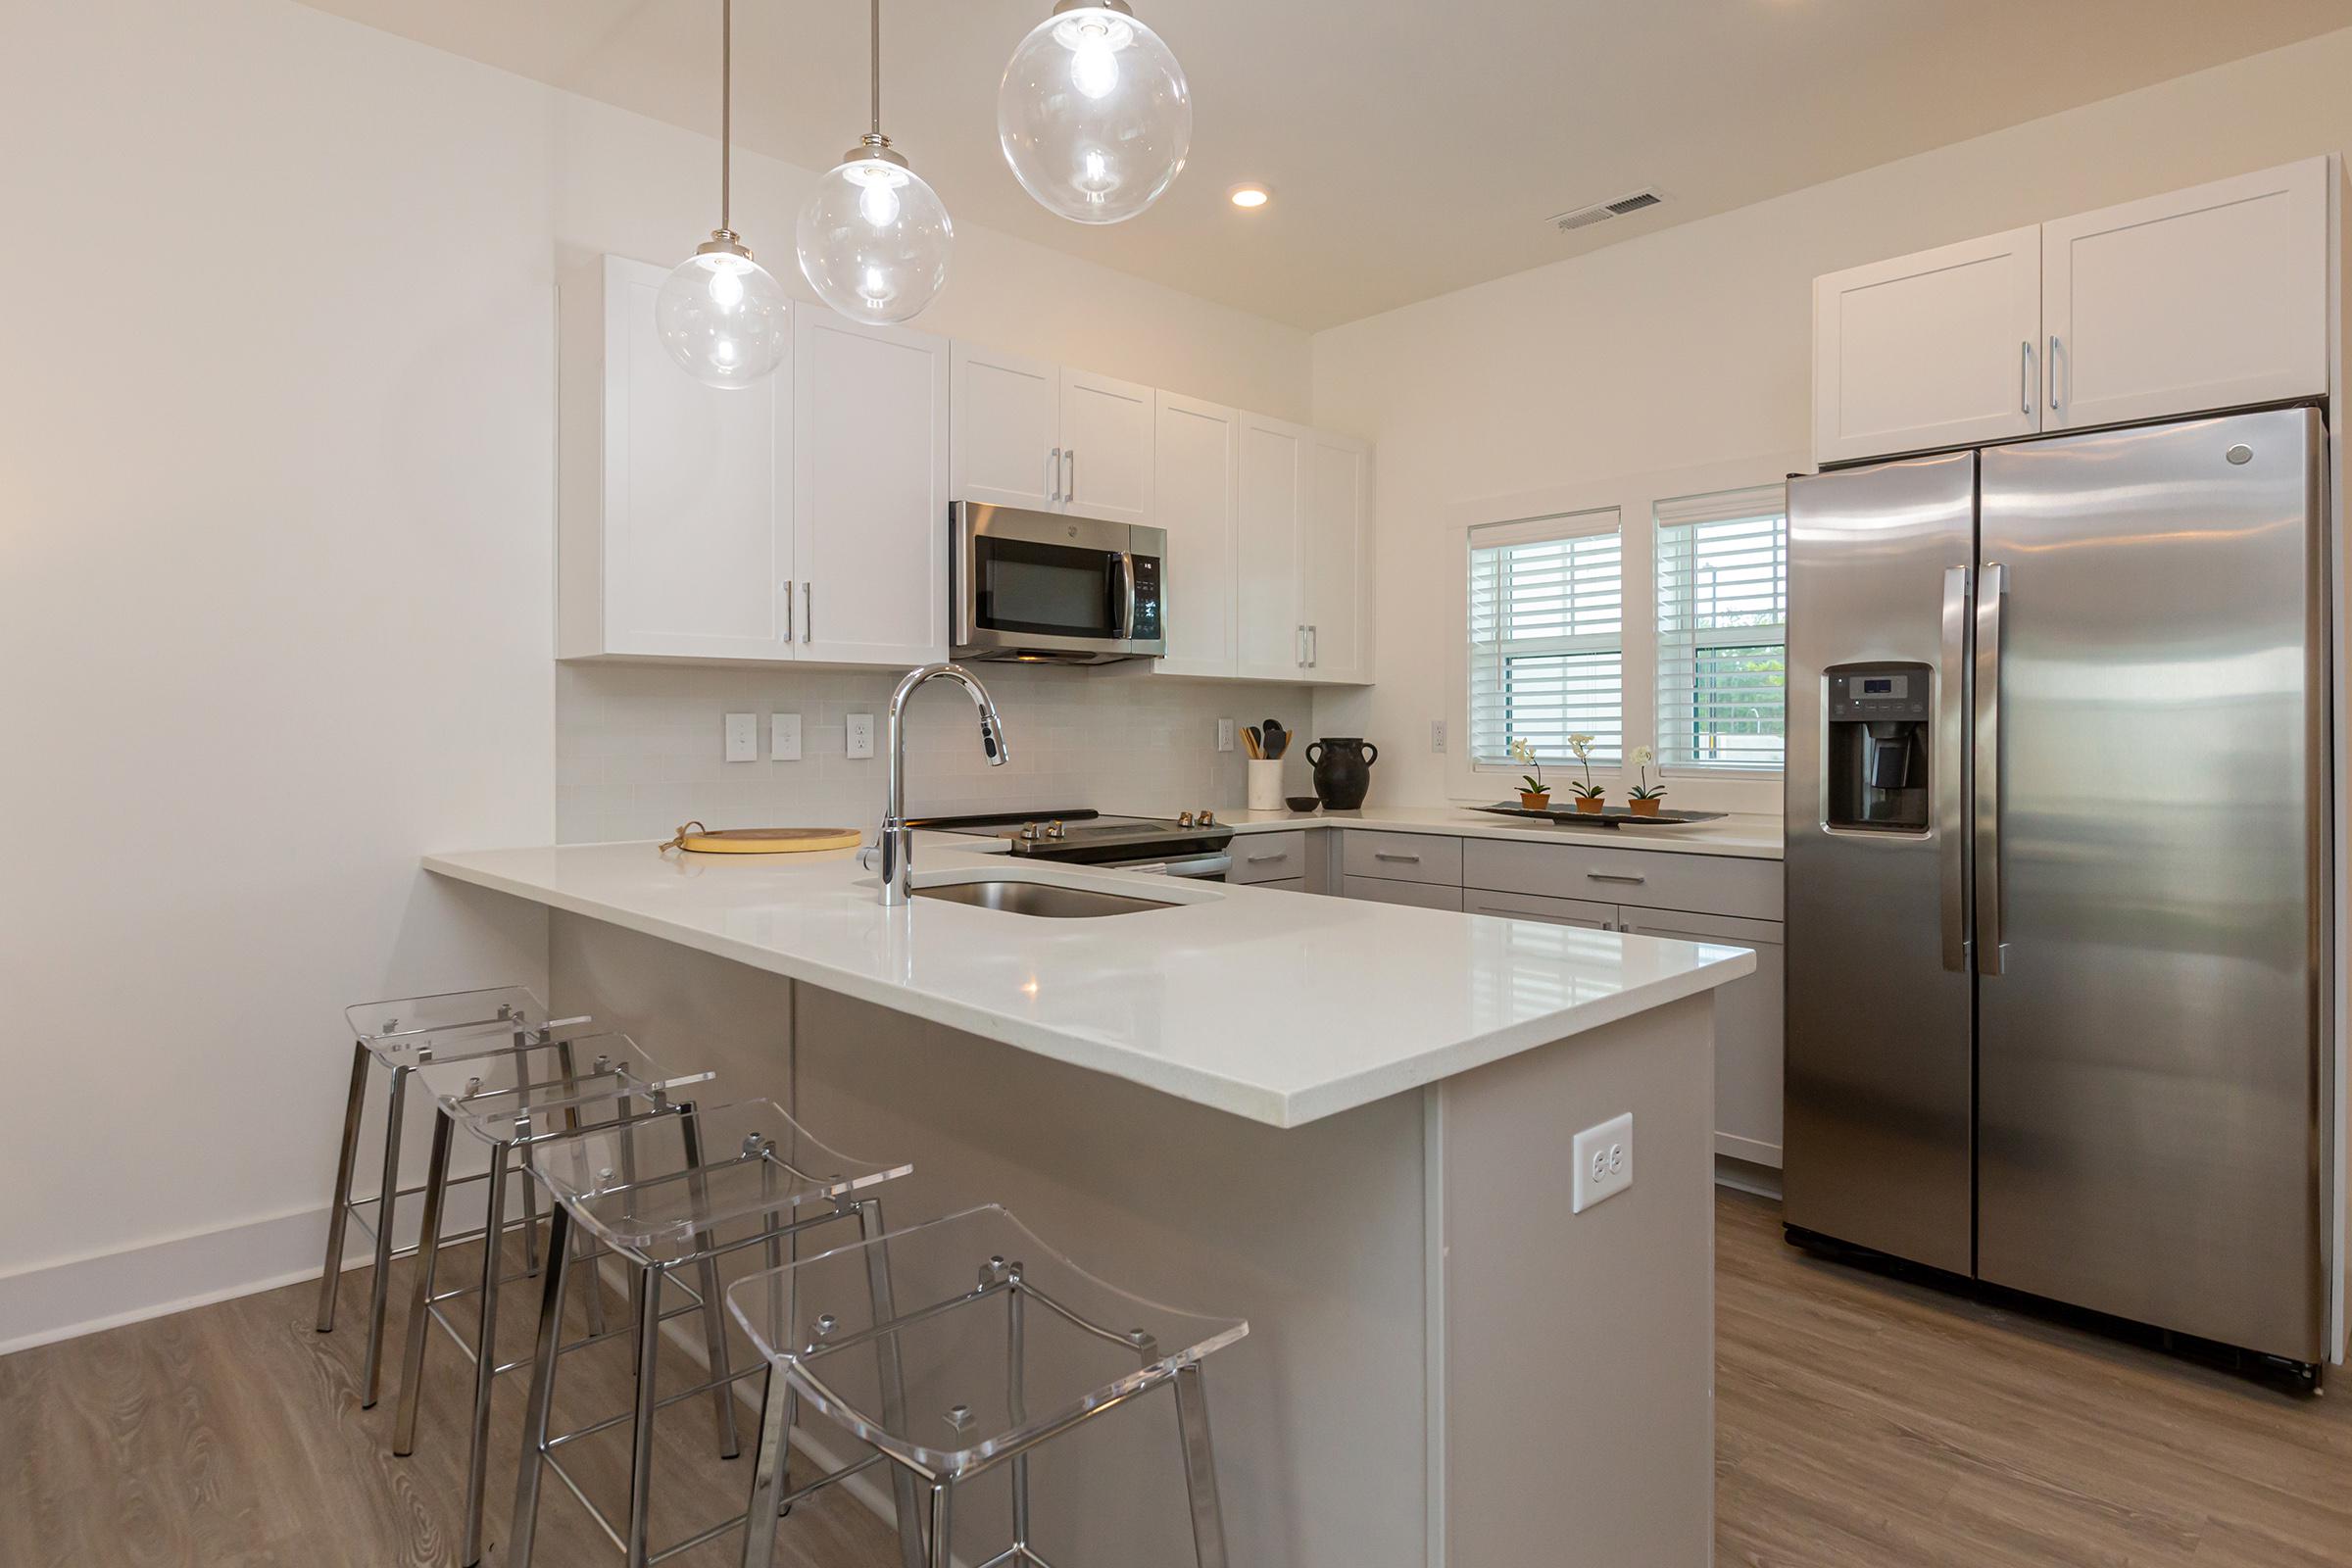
[952,343,1060,510]
[1813,226,2042,466]
[565,255,795,662]
[794,312,950,666]
[1813,157,2338,466]
[2041,158,2329,432]
[1236,413,1307,680]
[952,344,1155,522]
[1301,430,1373,684]
[1059,368,1154,523]
[1152,392,1240,677]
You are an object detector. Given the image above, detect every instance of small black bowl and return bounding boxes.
[1286,796,1321,813]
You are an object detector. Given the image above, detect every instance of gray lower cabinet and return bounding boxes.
[1462,888,1616,930]
[1230,831,1308,885]
[1342,874,1465,911]
[1614,906,1785,1170]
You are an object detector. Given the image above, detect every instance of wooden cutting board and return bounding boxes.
[660,822,862,855]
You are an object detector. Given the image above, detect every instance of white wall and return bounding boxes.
[1311,24,2352,808]
[0,0,1312,1349]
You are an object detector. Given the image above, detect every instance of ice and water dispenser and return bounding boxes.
[1823,662,1932,831]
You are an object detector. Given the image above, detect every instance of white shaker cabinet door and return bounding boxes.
[1152,392,1239,677]
[2041,157,2328,432]
[1236,412,1306,679]
[795,313,950,666]
[1813,226,2042,466]
[1059,368,1154,524]
[1300,429,1372,684]
[598,255,795,660]
[1617,906,1786,1168]
[952,342,1060,510]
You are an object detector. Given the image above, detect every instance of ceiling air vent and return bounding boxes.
[1549,187,1665,234]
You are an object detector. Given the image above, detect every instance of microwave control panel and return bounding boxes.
[1129,557,1162,640]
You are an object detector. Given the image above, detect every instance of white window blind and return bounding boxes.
[1654,483,1788,771]
[1467,509,1623,769]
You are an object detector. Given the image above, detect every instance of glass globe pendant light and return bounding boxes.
[797,0,952,322]
[657,0,790,388]
[998,0,1191,224]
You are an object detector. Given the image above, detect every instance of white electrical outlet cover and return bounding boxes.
[723,711,759,763]
[846,713,875,760]
[1216,717,1235,753]
[1431,718,1446,753]
[1571,1111,1633,1213]
[770,713,802,761]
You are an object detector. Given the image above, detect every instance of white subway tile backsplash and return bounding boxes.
[555,662,1315,844]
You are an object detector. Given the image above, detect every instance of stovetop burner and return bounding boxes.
[907,808,1234,865]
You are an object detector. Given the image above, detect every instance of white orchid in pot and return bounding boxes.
[1628,745,1668,816]
[1507,738,1550,809]
[1565,733,1607,813]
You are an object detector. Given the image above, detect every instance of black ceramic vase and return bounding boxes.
[1306,737,1378,810]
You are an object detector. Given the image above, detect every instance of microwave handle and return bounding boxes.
[1115,550,1138,639]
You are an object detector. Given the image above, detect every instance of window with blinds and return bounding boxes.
[1654,483,1788,771]
[1467,509,1623,769]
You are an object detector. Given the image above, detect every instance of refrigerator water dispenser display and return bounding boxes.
[1823,662,1931,831]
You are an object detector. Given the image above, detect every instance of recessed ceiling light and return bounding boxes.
[1228,183,1271,210]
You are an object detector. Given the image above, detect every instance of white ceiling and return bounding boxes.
[298,0,2352,330]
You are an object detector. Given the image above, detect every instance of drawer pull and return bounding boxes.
[1247,852,1290,864]
[1374,852,1421,863]
[1585,871,1646,885]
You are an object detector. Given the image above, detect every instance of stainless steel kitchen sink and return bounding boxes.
[910,878,1178,917]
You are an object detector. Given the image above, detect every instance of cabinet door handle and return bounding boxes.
[784,578,794,642]
[1373,852,1421,863]
[2048,334,2064,413]
[1307,624,1318,667]
[1297,624,1306,666]
[1585,871,1645,885]
[1048,446,1062,502]
[803,582,812,643]
[1064,447,1076,501]
[2020,340,2034,416]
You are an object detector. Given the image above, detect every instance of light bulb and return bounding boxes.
[656,245,790,388]
[797,152,953,323]
[1000,3,1190,225]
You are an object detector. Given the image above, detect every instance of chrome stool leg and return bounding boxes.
[360,1062,411,1408]
[860,1199,926,1568]
[1173,1362,1231,1568]
[391,1108,455,1456]
[625,1258,669,1568]
[677,1102,742,1461]
[738,1365,794,1568]
[510,1203,572,1568]
[458,1138,514,1566]
[317,1040,371,1333]
[924,1482,954,1568]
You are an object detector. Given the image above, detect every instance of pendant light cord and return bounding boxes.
[869,0,883,136]
[719,0,734,233]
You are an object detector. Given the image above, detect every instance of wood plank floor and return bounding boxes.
[4,1192,2345,1565]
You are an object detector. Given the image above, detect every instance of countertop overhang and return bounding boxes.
[423,833,1756,1129]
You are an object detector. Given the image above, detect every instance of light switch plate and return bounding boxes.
[1431,719,1446,753]
[1571,1112,1633,1213]
[1216,718,1235,753]
[770,713,802,761]
[723,712,759,763]
[846,713,875,760]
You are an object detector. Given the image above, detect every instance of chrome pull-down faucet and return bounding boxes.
[869,662,1008,906]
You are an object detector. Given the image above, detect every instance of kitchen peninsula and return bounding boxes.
[425,835,1754,1567]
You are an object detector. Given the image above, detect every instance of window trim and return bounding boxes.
[1466,508,1626,770]
[1446,450,1806,816]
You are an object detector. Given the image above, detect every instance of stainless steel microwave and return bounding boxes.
[951,502,1166,663]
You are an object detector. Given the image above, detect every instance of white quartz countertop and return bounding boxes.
[1216,805,1784,858]
[422,835,1756,1129]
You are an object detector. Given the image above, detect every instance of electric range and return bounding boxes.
[909,808,1235,879]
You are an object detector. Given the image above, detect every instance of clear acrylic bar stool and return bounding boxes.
[726,1204,1247,1568]
[318,985,589,1407]
[389,1029,678,1568]
[508,1094,919,1568]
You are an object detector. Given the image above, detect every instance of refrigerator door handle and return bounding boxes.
[1974,561,2007,975]
[1939,565,1972,971]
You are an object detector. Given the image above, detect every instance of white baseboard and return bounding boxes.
[0,1168,513,1358]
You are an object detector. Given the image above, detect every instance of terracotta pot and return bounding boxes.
[1574,796,1607,814]
[1628,797,1664,817]
[1518,791,1552,810]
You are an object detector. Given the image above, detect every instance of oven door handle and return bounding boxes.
[1121,853,1231,879]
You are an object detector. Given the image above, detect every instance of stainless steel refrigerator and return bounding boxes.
[1785,405,2334,1373]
